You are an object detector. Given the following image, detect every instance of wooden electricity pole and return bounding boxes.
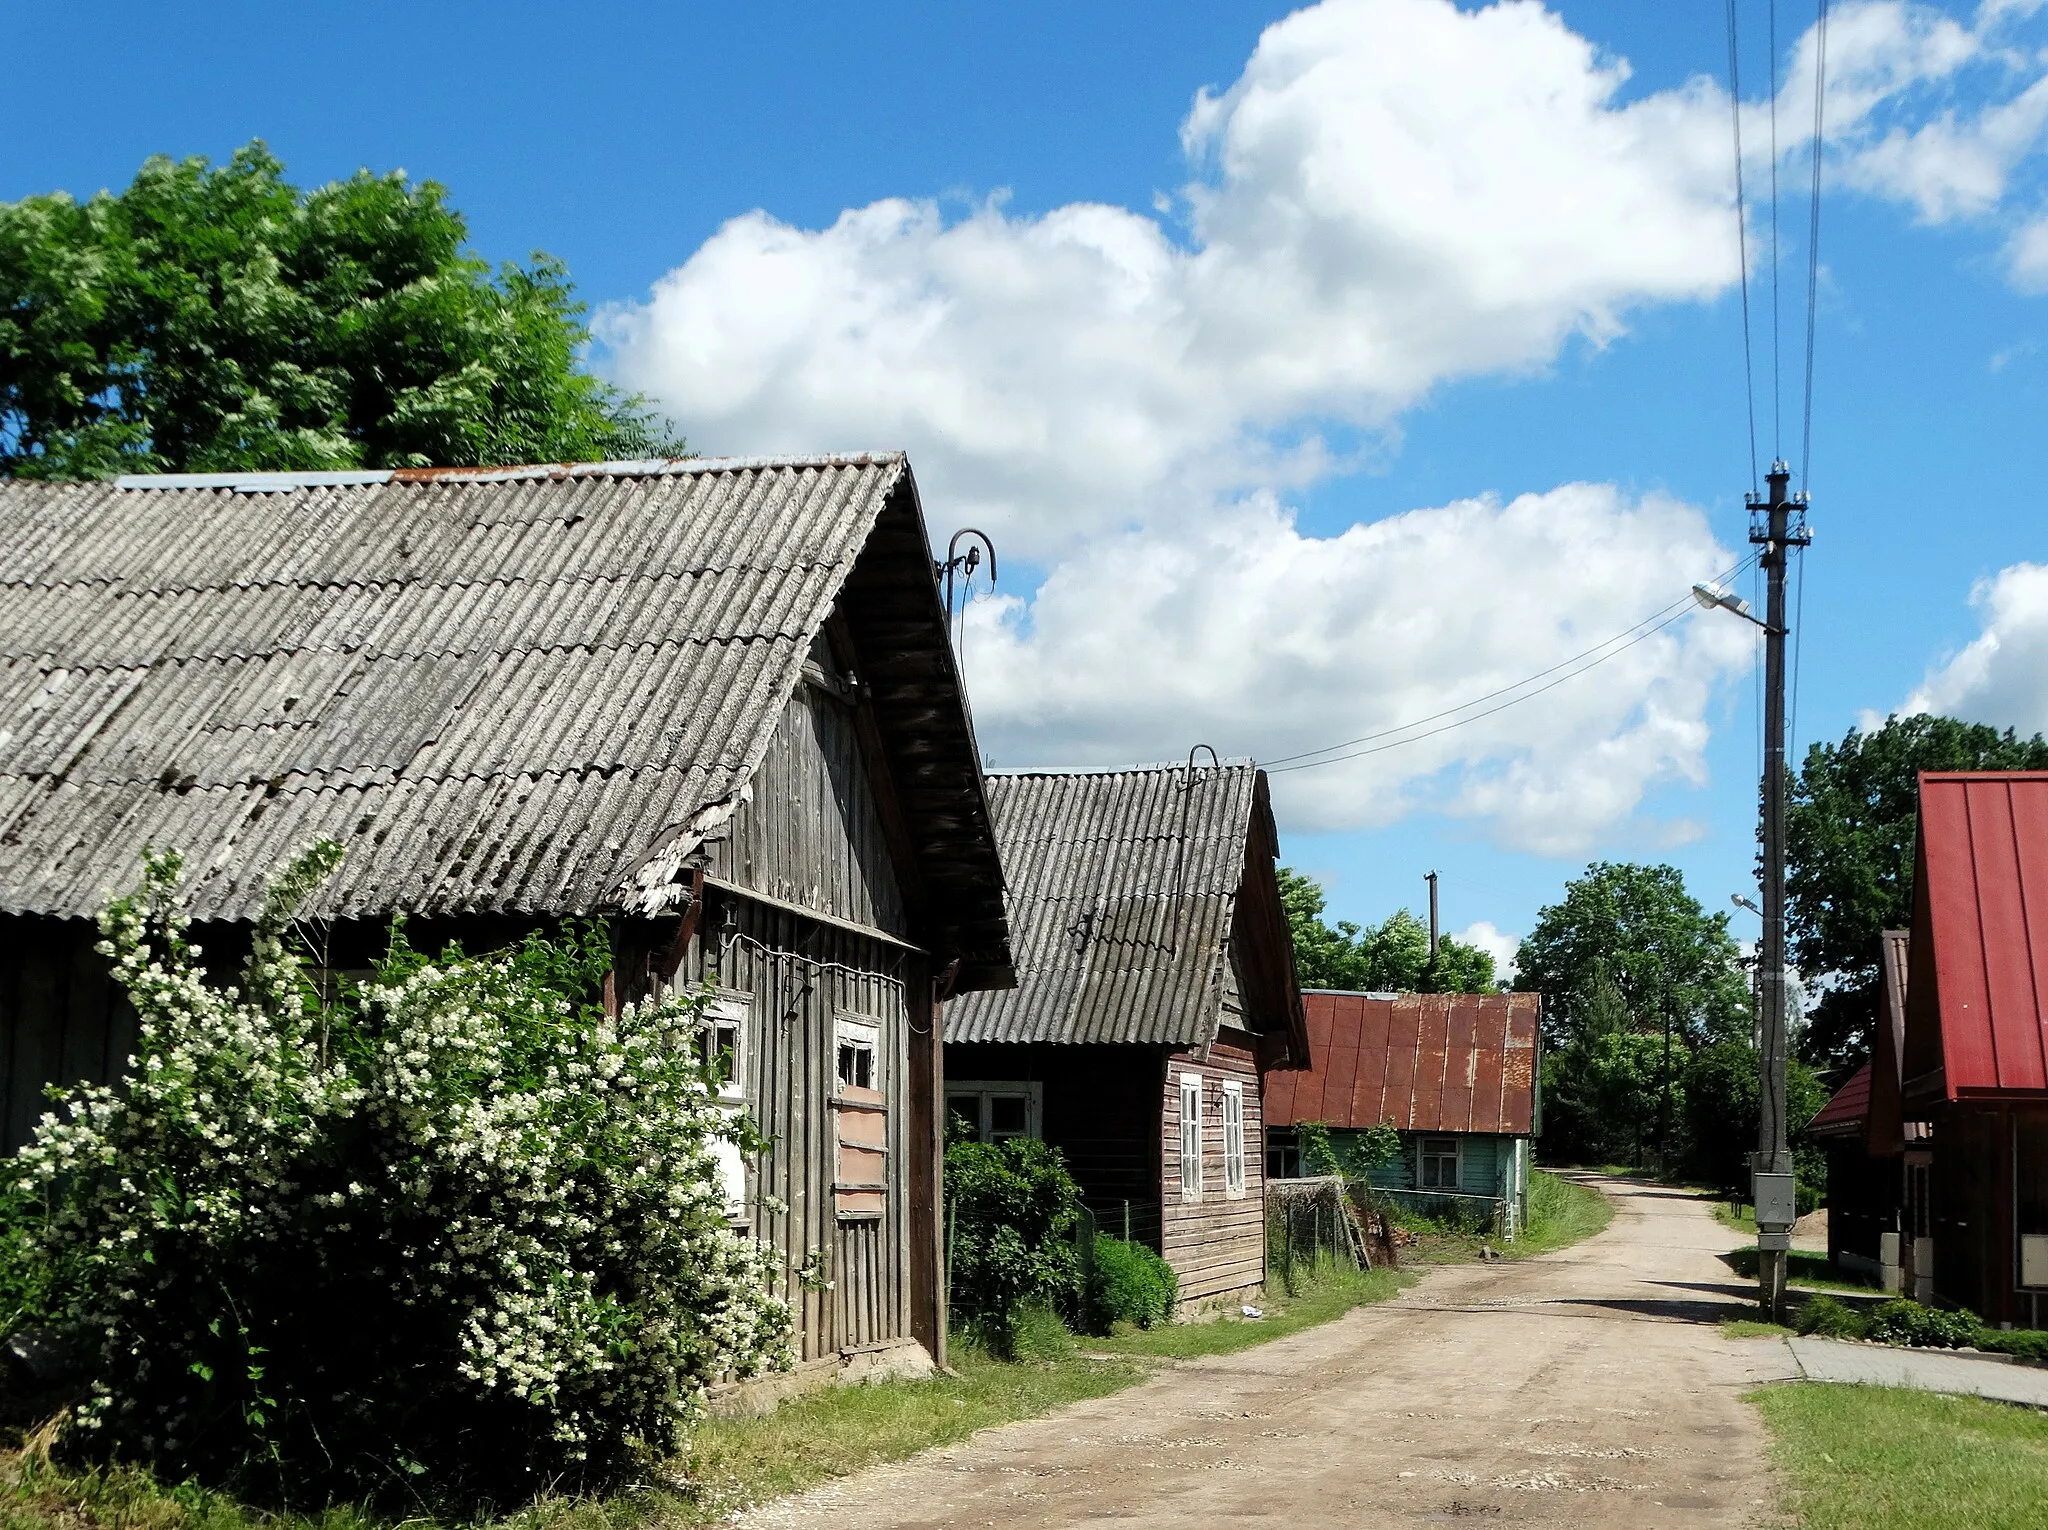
[1751,460,1809,1319]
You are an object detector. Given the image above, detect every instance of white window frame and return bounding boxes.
[1179,1073,1205,1202]
[1419,1134,1461,1191]
[835,1015,880,1095]
[1221,1080,1246,1199]
[703,994,751,1222]
[946,1081,1042,1143]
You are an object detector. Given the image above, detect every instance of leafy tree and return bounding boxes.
[942,1137,1084,1353]
[1,141,680,479]
[1788,713,2048,1069]
[1277,868,1497,993]
[1513,862,1750,1051]
[1681,1037,1829,1206]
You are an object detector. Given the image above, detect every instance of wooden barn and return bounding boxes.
[1900,771,2048,1328]
[942,763,1308,1311]
[0,454,1013,1381]
[1265,991,1541,1239]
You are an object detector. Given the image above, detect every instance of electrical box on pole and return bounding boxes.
[1749,461,1809,1320]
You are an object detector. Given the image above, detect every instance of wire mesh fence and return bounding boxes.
[1266,1175,1398,1294]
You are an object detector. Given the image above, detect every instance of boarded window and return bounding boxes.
[1179,1074,1204,1202]
[946,1082,1041,1143]
[833,1016,886,1221]
[1221,1081,1246,1198]
[701,996,750,1222]
[1420,1135,1460,1190]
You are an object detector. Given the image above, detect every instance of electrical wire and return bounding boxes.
[1800,0,1830,490]
[1267,553,1763,776]
[1727,0,1760,494]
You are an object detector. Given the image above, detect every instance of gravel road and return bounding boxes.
[739,1174,1799,1528]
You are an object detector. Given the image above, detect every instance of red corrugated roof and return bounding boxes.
[1910,772,2048,1101]
[1265,991,1540,1134]
[1808,1060,1872,1137]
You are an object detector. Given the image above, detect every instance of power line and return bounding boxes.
[1800,0,1830,489]
[1768,0,1783,459]
[1727,0,1760,494]
[1266,553,1761,775]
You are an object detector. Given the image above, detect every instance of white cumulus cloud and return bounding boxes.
[1904,561,2048,731]
[1454,920,1523,981]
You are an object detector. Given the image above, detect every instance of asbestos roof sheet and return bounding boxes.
[0,456,909,921]
[942,764,1260,1047]
[1808,1060,1873,1138]
[1911,771,2048,1099]
[1264,990,1540,1135]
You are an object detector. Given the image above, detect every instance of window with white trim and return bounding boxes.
[833,1015,886,1221]
[1221,1081,1246,1198]
[1179,1073,1205,1202]
[700,995,750,1221]
[946,1082,1041,1143]
[1419,1135,1460,1190]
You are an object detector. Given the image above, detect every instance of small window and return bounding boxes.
[1179,1074,1204,1202]
[699,996,751,1222]
[948,1082,1042,1143]
[833,1016,886,1221]
[698,1013,744,1101]
[1266,1129,1301,1181]
[1420,1135,1460,1190]
[837,1033,875,1091]
[1221,1081,1246,1199]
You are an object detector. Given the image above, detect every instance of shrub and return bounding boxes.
[1085,1236,1177,1332]
[1794,1294,1869,1340]
[1972,1327,2048,1363]
[943,1138,1083,1351]
[6,845,793,1508]
[1867,1298,1979,1350]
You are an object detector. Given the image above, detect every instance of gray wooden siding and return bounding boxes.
[0,915,135,1154]
[1159,1029,1267,1302]
[709,680,908,938]
[677,897,915,1362]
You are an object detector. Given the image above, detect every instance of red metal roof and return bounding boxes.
[1807,1060,1872,1138]
[1265,991,1540,1134]
[1909,772,2048,1101]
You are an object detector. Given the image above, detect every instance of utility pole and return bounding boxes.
[1425,870,1440,964]
[1750,460,1809,1320]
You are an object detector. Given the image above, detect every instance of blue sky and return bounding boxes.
[6,1,2046,968]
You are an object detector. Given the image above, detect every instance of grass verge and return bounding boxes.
[1395,1169,1612,1265]
[1721,1247,1879,1294]
[1752,1382,2048,1530]
[0,1265,1403,1530]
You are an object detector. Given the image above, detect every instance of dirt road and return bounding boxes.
[741,1175,1798,1528]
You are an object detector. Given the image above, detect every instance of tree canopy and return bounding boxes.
[0,141,680,479]
[1277,867,1498,993]
[1787,712,2048,1068]
[1512,861,1750,1050]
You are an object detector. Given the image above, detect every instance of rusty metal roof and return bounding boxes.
[1905,771,2048,1101]
[1265,991,1540,1135]
[1808,1060,1873,1138]
[943,764,1267,1047]
[0,455,1011,974]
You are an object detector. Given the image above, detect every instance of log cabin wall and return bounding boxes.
[0,914,136,1153]
[1160,1026,1267,1303]
[944,1040,1167,1248]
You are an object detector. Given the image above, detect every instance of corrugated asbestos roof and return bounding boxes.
[0,455,969,926]
[1264,991,1540,1135]
[943,764,1260,1046]
[1807,1061,1873,1138]
[1906,772,2048,1099]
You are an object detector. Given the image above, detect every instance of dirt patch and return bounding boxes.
[739,1175,1798,1528]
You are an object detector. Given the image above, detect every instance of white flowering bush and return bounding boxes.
[5,844,793,1507]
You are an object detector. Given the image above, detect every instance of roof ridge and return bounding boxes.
[110,453,906,493]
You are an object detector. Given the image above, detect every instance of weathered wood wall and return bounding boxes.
[0,915,135,1153]
[1160,1027,1267,1302]
[944,1039,1166,1247]
[710,671,907,937]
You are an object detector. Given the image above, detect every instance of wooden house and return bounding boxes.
[0,454,1013,1381]
[1805,929,1929,1293]
[942,764,1308,1310]
[1900,771,2048,1328]
[1265,991,1540,1238]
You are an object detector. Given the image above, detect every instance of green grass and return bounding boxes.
[1713,1199,1758,1235]
[0,1264,1404,1530]
[1752,1383,2048,1530]
[1395,1169,1612,1265]
[1721,1246,1880,1294]
[1722,1318,1795,1339]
